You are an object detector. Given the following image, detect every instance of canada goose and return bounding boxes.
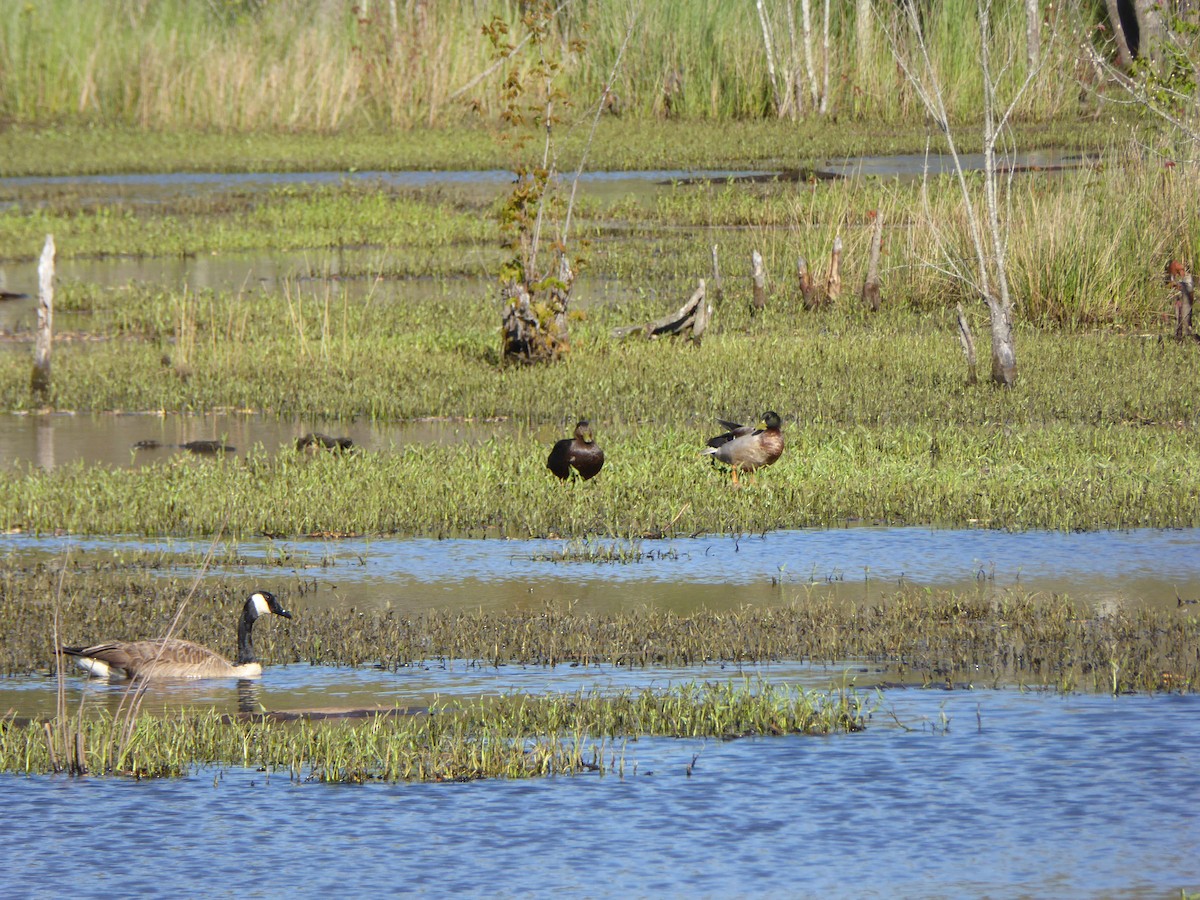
[547,420,605,480]
[704,411,784,485]
[61,590,292,680]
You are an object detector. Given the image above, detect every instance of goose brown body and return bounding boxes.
[547,420,605,480]
[705,411,784,484]
[62,590,292,680]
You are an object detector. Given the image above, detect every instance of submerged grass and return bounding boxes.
[0,680,866,781]
[4,568,1198,695]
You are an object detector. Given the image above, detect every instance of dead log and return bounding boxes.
[825,234,842,301]
[31,234,54,398]
[751,249,767,313]
[956,302,978,385]
[862,212,883,312]
[612,280,709,343]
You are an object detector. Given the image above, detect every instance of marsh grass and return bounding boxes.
[0,152,1189,329]
[0,0,1101,132]
[0,418,1198,537]
[4,568,1197,695]
[0,680,867,781]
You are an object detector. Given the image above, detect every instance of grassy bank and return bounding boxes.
[0,117,1121,178]
[0,418,1197,537]
[0,0,1104,132]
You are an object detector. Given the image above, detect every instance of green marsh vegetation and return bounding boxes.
[2,0,1200,784]
[0,681,867,781]
[0,0,1107,133]
[1,157,1199,536]
[4,568,1197,694]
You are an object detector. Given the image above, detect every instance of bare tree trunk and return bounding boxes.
[856,0,872,63]
[1103,0,1135,67]
[1025,0,1040,71]
[799,0,819,110]
[819,0,831,115]
[862,212,884,312]
[785,1,803,118]
[979,1,1018,386]
[31,234,54,398]
[1132,0,1166,59]
[751,249,768,313]
[883,0,1029,387]
[755,0,783,116]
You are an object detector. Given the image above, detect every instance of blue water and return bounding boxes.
[3,689,1197,898]
[3,527,1199,611]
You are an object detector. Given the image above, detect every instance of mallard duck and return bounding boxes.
[61,590,292,680]
[547,420,605,480]
[704,411,784,485]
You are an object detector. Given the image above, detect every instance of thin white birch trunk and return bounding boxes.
[799,0,818,110]
[1024,0,1040,72]
[755,0,783,117]
[819,0,831,115]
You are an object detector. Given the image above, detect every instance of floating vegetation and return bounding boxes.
[0,681,867,781]
[528,538,678,564]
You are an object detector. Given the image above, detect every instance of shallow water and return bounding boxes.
[3,527,1198,613]
[0,657,858,721]
[3,689,1197,898]
[0,409,520,469]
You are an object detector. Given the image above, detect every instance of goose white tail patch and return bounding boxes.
[75,656,117,679]
[249,592,271,619]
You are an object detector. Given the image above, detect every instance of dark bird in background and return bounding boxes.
[547,420,605,480]
[705,411,784,486]
[296,432,354,452]
[132,439,235,454]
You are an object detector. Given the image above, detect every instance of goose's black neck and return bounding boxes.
[236,604,259,666]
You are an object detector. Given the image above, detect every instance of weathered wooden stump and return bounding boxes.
[862,212,884,312]
[30,234,55,398]
[750,249,767,313]
[501,254,573,364]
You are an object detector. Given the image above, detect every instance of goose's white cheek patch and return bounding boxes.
[250,593,271,618]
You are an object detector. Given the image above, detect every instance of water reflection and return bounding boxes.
[1,657,848,721]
